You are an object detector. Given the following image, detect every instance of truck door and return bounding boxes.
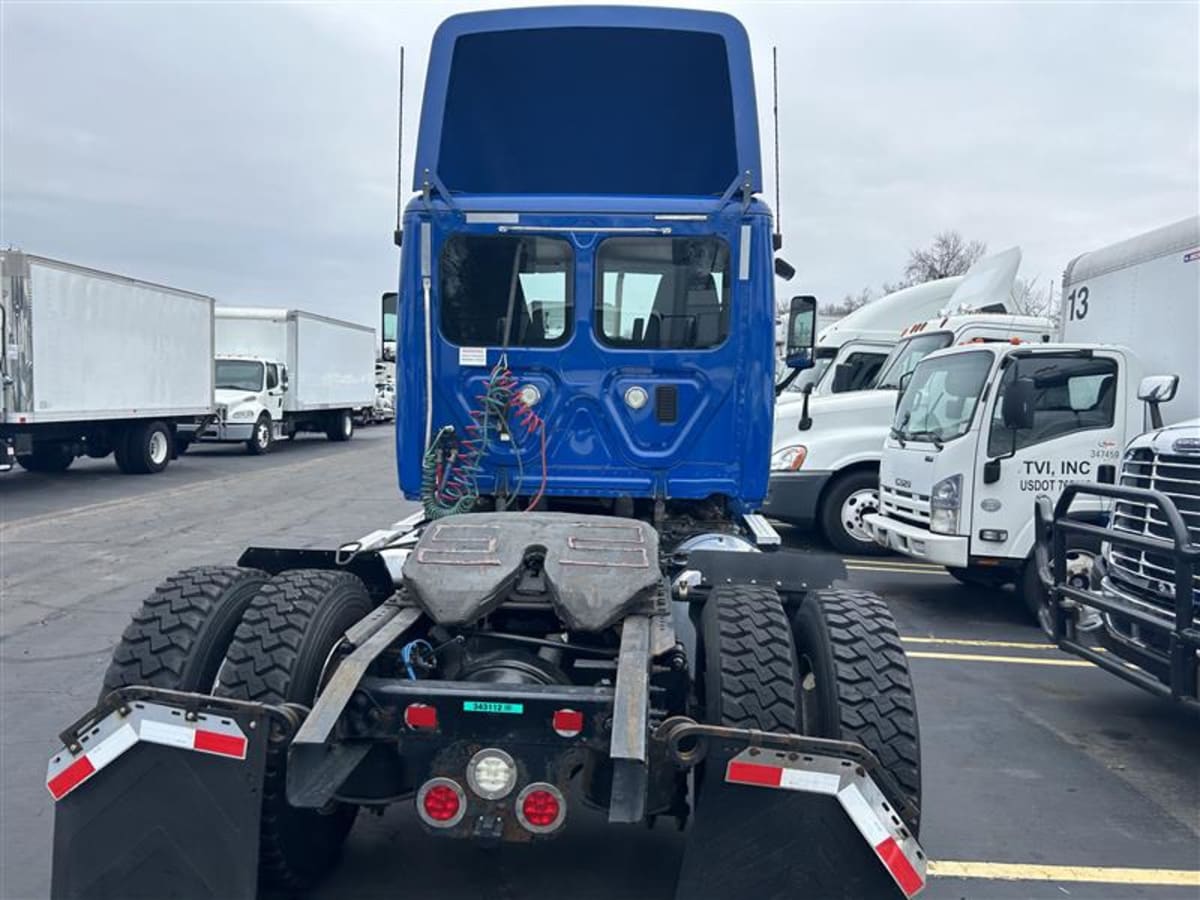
[974,350,1125,559]
[265,364,285,419]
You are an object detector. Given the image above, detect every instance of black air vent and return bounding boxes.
[655,385,678,424]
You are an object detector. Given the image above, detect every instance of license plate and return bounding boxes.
[462,701,524,715]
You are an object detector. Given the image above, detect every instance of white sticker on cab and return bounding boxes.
[459,347,487,366]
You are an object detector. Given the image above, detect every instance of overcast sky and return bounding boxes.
[2,1,1196,329]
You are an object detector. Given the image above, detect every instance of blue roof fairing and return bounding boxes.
[415,6,762,196]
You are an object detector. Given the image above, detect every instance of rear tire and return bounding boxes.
[700,585,798,732]
[246,414,273,455]
[325,410,353,442]
[101,566,268,699]
[791,588,922,832]
[215,570,372,891]
[820,470,887,556]
[116,420,173,474]
[15,443,74,473]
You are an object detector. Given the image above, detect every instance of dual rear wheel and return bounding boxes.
[102,565,371,890]
[699,583,921,831]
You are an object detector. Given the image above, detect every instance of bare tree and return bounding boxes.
[901,231,988,286]
[823,286,873,316]
[1009,276,1060,318]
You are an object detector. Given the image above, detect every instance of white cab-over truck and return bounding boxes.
[867,216,1199,618]
[0,251,215,475]
[180,307,375,454]
[765,248,1044,554]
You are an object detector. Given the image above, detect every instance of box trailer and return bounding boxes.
[0,251,215,474]
[182,307,375,453]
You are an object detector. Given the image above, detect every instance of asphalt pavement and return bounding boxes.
[1,428,1197,899]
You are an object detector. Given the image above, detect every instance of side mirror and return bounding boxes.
[785,295,817,370]
[1137,374,1178,404]
[774,257,796,281]
[381,291,399,362]
[1001,377,1036,431]
[1138,373,1178,429]
[280,369,290,392]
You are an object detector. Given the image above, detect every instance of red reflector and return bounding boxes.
[48,756,95,800]
[725,760,783,787]
[875,836,924,897]
[552,708,584,737]
[193,729,247,758]
[404,703,438,730]
[521,789,560,827]
[422,784,461,822]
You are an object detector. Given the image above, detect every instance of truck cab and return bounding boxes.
[207,354,288,446]
[395,8,790,517]
[868,342,1138,596]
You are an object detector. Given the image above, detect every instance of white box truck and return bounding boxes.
[867,216,1200,620]
[181,307,375,453]
[0,251,215,474]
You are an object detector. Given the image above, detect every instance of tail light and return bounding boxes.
[404,703,438,730]
[551,708,584,738]
[515,782,566,834]
[417,777,466,828]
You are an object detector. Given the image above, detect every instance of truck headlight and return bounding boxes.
[771,445,807,472]
[929,474,961,534]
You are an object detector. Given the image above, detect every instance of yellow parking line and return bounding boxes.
[907,651,1092,667]
[845,558,944,571]
[929,860,1200,886]
[846,564,954,577]
[903,636,1056,651]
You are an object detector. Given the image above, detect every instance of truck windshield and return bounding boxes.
[875,332,954,389]
[596,237,730,349]
[215,360,265,392]
[893,350,992,444]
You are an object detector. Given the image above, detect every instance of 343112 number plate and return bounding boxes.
[462,701,524,715]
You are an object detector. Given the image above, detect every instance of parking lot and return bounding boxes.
[1,430,1197,900]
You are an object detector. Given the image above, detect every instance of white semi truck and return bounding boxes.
[0,251,215,475]
[867,216,1199,618]
[1037,417,1200,704]
[785,275,964,398]
[181,307,375,454]
[766,248,1039,553]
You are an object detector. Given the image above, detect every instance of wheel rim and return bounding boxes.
[1041,550,1095,637]
[840,488,879,543]
[148,430,169,465]
[342,413,352,437]
[257,422,270,448]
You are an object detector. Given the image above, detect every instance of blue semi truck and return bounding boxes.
[46,9,926,898]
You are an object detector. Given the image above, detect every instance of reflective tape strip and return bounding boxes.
[878,836,925,896]
[726,760,784,787]
[47,702,248,801]
[47,756,96,801]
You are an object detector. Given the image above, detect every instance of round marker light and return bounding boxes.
[624,386,649,410]
[518,384,541,407]
[466,748,516,800]
[417,777,466,828]
[516,783,566,833]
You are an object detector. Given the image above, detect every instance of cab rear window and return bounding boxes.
[595,237,731,350]
[439,234,572,347]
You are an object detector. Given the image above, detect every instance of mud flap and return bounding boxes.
[47,694,273,900]
[676,744,925,900]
